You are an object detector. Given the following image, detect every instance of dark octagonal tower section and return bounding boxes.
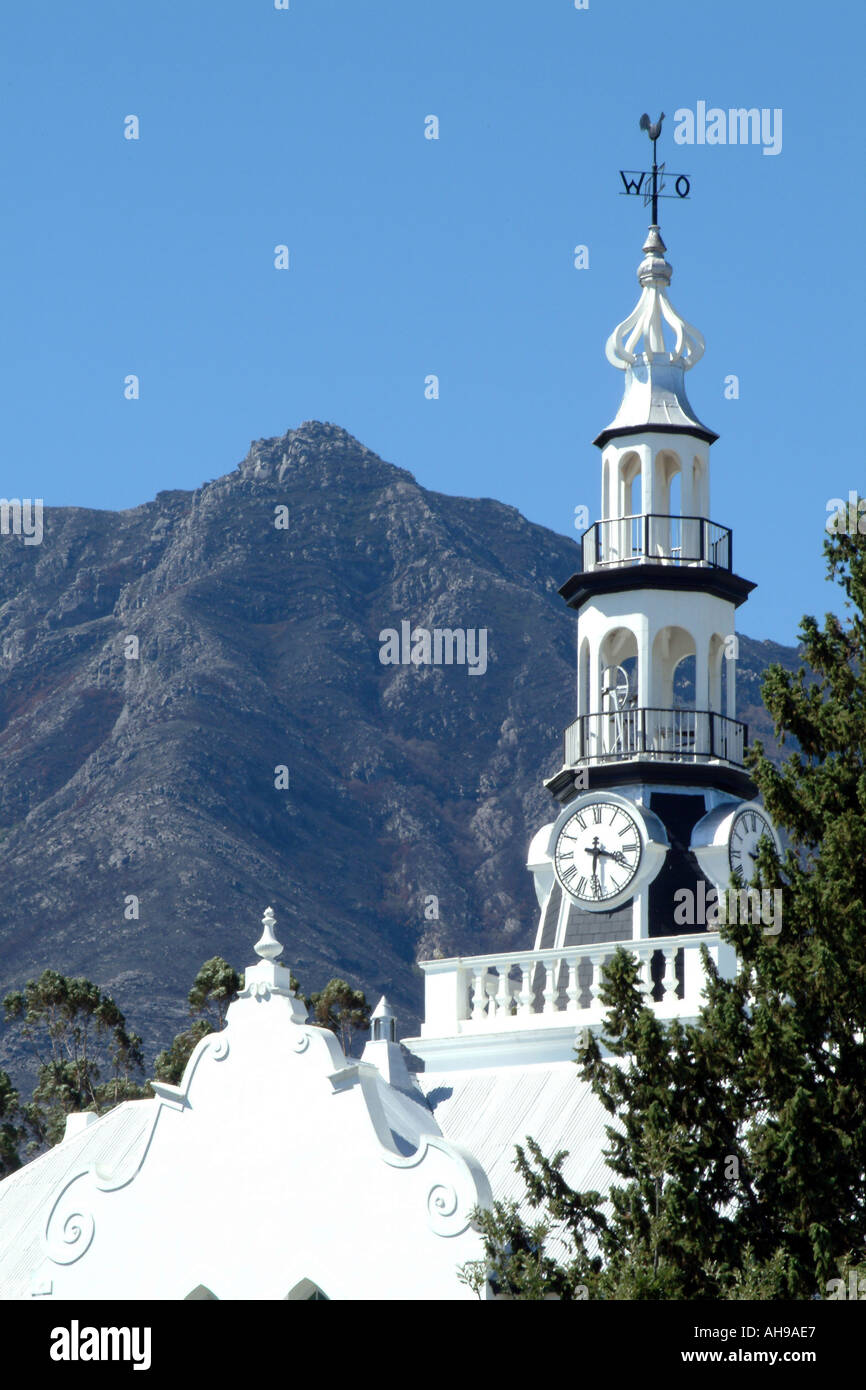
[540,221,757,952]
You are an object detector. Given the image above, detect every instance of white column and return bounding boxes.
[637,615,651,707]
[694,630,709,710]
[645,618,658,707]
[726,646,737,719]
[578,638,589,718]
[632,890,646,942]
[681,453,695,517]
[709,640,722,713]
[695,629,710,756]
[698,449,710,516]
[641,443,655,516]
[589,629,602,716]
[604,449,616,519]
[681,455,699,561]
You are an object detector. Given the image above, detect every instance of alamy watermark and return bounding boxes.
[0,498,43,545]
[825,492,866,535]
[674,882,782,935]
[379,621,488,676]
[826,1271,866,1299]
[673,104,782,157]
[50,1320,151,1370]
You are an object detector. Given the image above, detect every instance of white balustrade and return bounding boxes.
[418,933,736,1040]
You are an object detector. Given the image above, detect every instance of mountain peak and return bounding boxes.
[236,420,413,488]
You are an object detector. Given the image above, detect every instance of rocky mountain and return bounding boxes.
[0,422,805,1084]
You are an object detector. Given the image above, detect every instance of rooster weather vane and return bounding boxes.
[619,110,691,224]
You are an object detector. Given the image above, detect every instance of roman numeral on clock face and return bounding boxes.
[592,804,603,823]
[560,864,577,884]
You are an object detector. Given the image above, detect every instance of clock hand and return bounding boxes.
[584,838,602,873]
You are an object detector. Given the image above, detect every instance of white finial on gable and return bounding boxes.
[254,906,283,960]
[240,907,305,1014]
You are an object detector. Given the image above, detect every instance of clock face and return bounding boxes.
[728,806,774,883]
[553,799,642,905]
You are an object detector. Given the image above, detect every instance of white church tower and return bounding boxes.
[409,117,780,1068]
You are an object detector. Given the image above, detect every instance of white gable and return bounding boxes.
[0,945,492,1301]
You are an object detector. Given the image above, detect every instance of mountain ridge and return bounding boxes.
[0,422,805,1084]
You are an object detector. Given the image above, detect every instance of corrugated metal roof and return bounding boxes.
[0,1101,156,1297]
[418,1062,616,1219]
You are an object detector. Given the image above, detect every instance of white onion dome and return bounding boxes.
[594,225,717,448]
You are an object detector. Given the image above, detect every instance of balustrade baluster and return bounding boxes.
[496,966,513,1018]
[633,948,653,997]
[642,950,654,997]
[471,967,488,1021]
[588,952,607,1008]
[518,960,534,1015]
[542,958,560,1014]
[566,955,579,1013]
[485,973,499,1021]
[663,947,680,998]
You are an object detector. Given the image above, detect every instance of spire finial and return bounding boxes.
[254,906,283,960]
[605,120,704,371]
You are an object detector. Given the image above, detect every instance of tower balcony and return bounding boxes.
[407,932,736,1068]
[564,706,747,769]
[580,513,731,573]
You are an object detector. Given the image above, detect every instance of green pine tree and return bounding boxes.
[0,1069,22,1177]
[462,512,866,1300]
[153,955,243,1084]
[2,971,148,1150]
[152,1018,214,1086]
[186,956,242,1029]
[306,978,371,1055]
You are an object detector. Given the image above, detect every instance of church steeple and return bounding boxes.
[407,113,781,1073]
[528,114,774,950]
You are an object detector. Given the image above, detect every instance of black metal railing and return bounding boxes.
[580,514,732,572]
[564,707,747,768]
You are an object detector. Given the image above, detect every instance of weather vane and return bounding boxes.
[619,111,691,224]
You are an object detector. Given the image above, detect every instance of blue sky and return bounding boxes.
[1,0,862,643]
